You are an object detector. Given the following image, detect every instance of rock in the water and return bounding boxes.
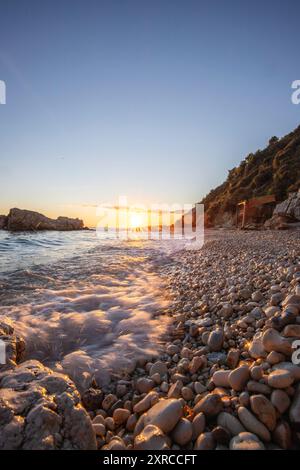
[230,432,265,450]
[134,425,169,450]
[250,395,276,431]
[0,360,97,450]
[171,418,193,446]
[143,399,183,433]
[237,407,271,442]
[6,208,85,231]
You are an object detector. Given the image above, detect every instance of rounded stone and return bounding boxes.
[134,425,169,450]
[113,408,131,426]
[192,412,206,439]
[143,399,183,433]
[250,395,276,431]
[230,432,265,450]
[212,370,230,387]
[207,329,224,352]
[267,369,294,389]
[271,389,291,414]
[149,361,168,378]
[237,407,271,442]
[217,412,245,436]
[171,418,193,446]
[193,393,223,417]
[228,365,250,391]
[194,432,215,450]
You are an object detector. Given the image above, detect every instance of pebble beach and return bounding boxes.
[1,230,300,450]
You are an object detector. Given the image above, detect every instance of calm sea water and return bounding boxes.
[0,230,185,390]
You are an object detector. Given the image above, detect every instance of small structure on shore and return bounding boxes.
[236,195,276,228]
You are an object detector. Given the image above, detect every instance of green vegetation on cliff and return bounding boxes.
[201,125,300,224]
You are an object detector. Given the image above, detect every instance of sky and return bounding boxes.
[1,0,300,226]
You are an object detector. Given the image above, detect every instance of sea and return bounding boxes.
[0,229,189,390]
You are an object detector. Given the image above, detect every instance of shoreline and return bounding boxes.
[1,230,300,449]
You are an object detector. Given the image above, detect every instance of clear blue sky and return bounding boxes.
[0,0,300,225]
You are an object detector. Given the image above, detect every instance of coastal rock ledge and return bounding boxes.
[0,360,97,450]
[0,208,86,231]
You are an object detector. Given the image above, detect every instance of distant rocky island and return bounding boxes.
[0,208,87,231]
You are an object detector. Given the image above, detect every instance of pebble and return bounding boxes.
[181,386,194,401]
[143,399,183,433]
[217,412,245,436]
[262,328,292,356]
[149,361,168,378]
[136,378,155,394]
[133,391,159,414]
[230,432,265,450]
[194,432,215,450]
[189,356,203,374]
[193,393,223,417]
[272,421,292,450]
[212,370,230,387]
[237,407,271,442]
[271,389,291,414]
[226,349,240,369]
[113,408,131,426]
[228,366,250,391]
[250,395,276,431]
[192,412,206,439]
[92,423,105,437]
[134,425,169,450]
[171,418,193,446]
[207,329,224,352]
[167,380,183,399]
[267,369,294,389]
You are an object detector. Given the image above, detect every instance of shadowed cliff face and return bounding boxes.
[201,125,300,226]
[1,208,85,231]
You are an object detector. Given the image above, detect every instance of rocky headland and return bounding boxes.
[0,208,86,231]
[1,230,300,450]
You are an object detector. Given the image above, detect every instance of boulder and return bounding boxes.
[0,215,7,229]
[6,208,85,231]
[0,360,97,449]
[134,425,169,450]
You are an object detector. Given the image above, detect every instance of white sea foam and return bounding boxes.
[0,234,181,390]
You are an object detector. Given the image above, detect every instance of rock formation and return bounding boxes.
[1,208,85,231]
[0,318,97,450]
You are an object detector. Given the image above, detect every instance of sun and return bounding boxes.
[129,212,143,229]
